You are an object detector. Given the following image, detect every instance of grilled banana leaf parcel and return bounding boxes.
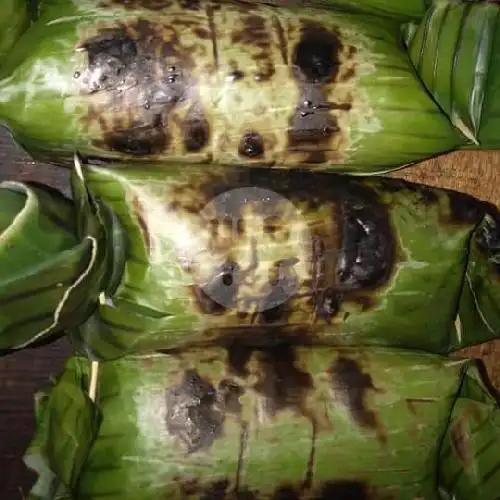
[404,0,500,146]
[0,0,464,172]
[71,162,500,359]
[23,346,500,500]
[0,172,110,351]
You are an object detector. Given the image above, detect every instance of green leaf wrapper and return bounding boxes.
[0,166,110,351]
[0,0,463,172]
[405,0,500,146]
[298,0,433,22]
[23,346,500,500]
[0,0,31,67]
[24,357,100,500]
[70,162,500,359]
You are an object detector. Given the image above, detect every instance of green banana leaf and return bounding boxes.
[23,357,99,500]
[300,0,434,21]
[23,346,500,500]
[0,0,463,173]
[0,0,31,67]
[404,0,500,146]
[69,161,500,359]
[0,165,111,351]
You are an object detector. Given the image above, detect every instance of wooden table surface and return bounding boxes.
[1,126,500,499]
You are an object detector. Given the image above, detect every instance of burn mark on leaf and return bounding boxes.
[183,105,210,152]
[292,23,341,84]
[180,0,202,9]
[337,186,395,289]
[328,357,386,443]
[446,190,487,226]
[101,113,168,155]
[165,369,225,453]
[231,14,275,82]
[218,378,245,415]
[78,33,138,93]
[314,480,372,499]
[78,18,208,155]
[252,343,314,419]
[238,131,265,159]
[288,22,353,159]
[167,168,397,329]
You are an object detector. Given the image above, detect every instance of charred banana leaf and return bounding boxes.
[70,161,500,359]
[405,0,500,146]
[0,0,31,66]
[0,0,462,172]
[0,168,112,351]
[23,346,500,500]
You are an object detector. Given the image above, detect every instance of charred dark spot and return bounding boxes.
[252,343,314,419]
[314,480,370,500]
[183,107,210,152]
[236,488,259,500]
[263,215,289,240]
[337,186,395,289]
[315,287,339,321]
[80,33,138,93]
[218,378,244,414]
[254,68,275,82]
[194,27,211,39]
[101,114,168,155]
[81,18,202,154]
[328,357,384,439]
[200,479,230,500]
[232,15,269,49]
[165,369,224,453]
[447,191,486,225]
[292,23,341,84]
[341,67,355,82]
[375,177,439,206]
[179,0,201,9]
[256,259,300,324]
[227,69,245,81]
[231,15,275,83]
[259,295,288,323]
[272,485,300,500]
[287,24,350,158]
[238,131,264,159]
[226,343,253,378]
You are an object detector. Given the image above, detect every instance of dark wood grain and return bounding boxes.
[0,126,500,500]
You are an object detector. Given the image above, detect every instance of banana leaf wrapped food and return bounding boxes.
[68,161,500,359]
[0,0,469,172]
[0,171,110,351]
[23,345,500,500]
[404,0,500,146]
